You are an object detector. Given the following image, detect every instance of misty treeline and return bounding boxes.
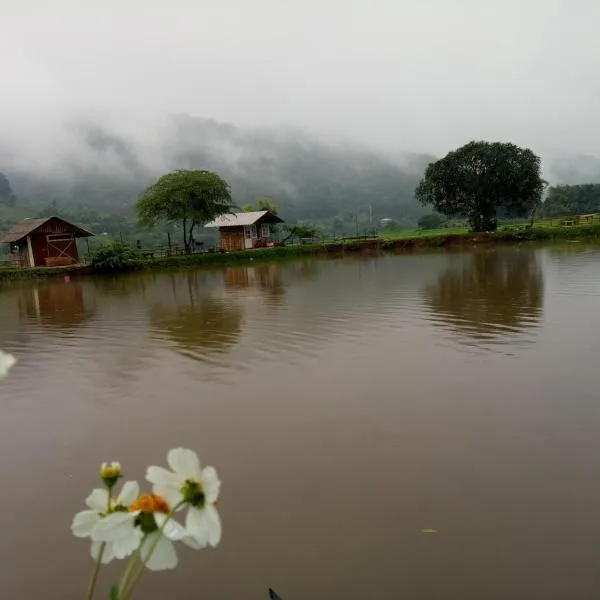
[0,115,434,244]
[541,184,600,217]
[1,115,600,244]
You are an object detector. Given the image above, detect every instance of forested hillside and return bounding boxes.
[1,115,434,236]
[3,115,600,245]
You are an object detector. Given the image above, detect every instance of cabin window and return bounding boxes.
[46,233,74,242]
[244,225,253,239]
[261,223,270,238]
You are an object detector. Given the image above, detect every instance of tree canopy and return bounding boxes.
[542,184,600,217]
[136,169,234,252]
[415,141,545,231]
[242,197,278,215]
[417,213,446,230]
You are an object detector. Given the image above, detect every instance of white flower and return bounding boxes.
[71,481,141,563]
[139,513,189,571]
[146,448,222,548]
[0,351,16,380]
[97,491,191,571]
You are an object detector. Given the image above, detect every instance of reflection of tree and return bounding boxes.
[423,250,543,341]
[18,283,95,330]
[149,274,243,358]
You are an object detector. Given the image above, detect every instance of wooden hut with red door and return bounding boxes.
[0,216,94,268]
[204,210,283,252]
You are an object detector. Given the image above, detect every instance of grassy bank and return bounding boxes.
[0,264,90,282]
[381,224,600,250]
[2,224,600,282]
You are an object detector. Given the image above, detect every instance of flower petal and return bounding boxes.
[0,351,16,380]
[146,466,181,488]
[72,510,100,538]
[185,505,222,548]
[90,540,115,564]
[149,483,183,510]
[167,448,202,481]
[141,532,178,571]
[154,513,187,541]
[201,466,221,503]
[117,481,139,506]
[92,512,136,542]
[203,504,222,547]
[111,529,143,559]
[181,535,202,550]
[85,488,109,511]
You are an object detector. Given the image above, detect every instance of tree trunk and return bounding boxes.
[470,211,497,232]
[186,220,197,254]
[182,216,188,252]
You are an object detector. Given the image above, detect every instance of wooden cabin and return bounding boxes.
[204,211,284,252]
[0,216,94,268]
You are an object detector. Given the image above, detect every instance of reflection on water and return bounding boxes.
[18,282,95,330]
[149,274,243,360]
[224,264,285,302]
[423,249,543,345]
[4,247,600,600]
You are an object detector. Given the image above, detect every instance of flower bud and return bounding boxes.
[100,461,122,489]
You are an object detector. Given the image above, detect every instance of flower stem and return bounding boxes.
[85,542,105,600]
[85,490,112,600]
[116,544,142,596]
[120,502,185,600]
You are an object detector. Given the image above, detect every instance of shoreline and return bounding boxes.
[2,225,600,282]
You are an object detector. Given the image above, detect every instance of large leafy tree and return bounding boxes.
[415,141,545,231]
[136,170,234,252]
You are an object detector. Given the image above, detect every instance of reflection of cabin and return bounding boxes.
[204,211,283,252]
[0,217,94,267]
[18,284,90,329]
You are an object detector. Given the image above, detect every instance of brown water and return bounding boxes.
[1,246,600,600]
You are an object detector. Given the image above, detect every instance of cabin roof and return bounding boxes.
[204,210,283,228]
[0,216,94,243]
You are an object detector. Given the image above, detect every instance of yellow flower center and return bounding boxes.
[129,493,171,514]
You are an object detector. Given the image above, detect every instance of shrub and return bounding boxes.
[90,243,144,272]
[418,213,446,230]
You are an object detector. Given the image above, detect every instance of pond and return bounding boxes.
[1,245,600,599]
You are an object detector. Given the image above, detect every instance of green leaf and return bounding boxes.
[110,583,120,600]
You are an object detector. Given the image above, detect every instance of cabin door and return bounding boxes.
[243,225,255,249]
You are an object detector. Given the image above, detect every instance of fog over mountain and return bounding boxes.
[1,113,437,223]
[1,0,599,223]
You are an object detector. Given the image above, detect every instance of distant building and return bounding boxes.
[0,216,94,268]
[204,211,284,252]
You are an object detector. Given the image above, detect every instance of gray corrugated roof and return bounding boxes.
[204,210,283,228]
[0,217,94,243]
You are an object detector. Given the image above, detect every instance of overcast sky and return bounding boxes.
[1,0,599,158]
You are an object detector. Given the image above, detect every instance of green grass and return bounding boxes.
[0,264,87,282]
[380,226,468,240]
